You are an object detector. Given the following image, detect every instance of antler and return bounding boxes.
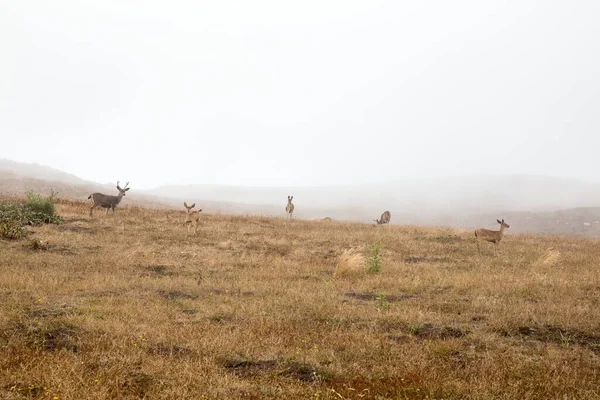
[117,181,130,190]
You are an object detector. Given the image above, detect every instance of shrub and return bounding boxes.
[0,190,61,240]
[365,240,383,274]
[0,220,26,240]
[375,293,390,311]
[25,190,57,219]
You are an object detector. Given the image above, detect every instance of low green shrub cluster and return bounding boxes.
[365,239,383,274]
[0,190,62,240]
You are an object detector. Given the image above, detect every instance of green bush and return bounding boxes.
[25,190,56,218]
[0,191,61,240]
[365,240,383,274]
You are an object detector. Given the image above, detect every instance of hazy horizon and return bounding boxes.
[2,1,599,189]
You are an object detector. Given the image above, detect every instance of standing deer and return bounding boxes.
[285,195,294,219]
[375,211,391,226]
[475,219,510,256]
[88,181,130,217]
[184,202,202,234]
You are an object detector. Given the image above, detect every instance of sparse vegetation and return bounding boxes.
[375,293,390,311]
[365,239,383,273]
[0,191,61,240]
[1,198,599,399]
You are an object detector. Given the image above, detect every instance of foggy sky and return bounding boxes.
[1,1,599,189]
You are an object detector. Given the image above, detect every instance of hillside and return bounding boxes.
[2,159,600,237]
[1,199,599,399]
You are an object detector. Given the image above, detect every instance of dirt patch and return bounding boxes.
[224,359,278,377]
[408,323,468,340]
[420,235,464,244]
[404,255,452,264]
[141,264,176,277]
[209,314,235,323]
[345,292,416,302]
[28,304,77,319]
[224,359,332,382]
[147,343,195,357]
[317,249,338,259]
[265,242,292,256]
[501,325,600,351]
[158,290,198,300]
[57,225,95,234]
[329,375,422,399]
[2,320,80,352]
[206,288,256,297]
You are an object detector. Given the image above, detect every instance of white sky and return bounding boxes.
[1,1,599,189]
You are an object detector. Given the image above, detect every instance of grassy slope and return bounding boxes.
[1,199,599,399]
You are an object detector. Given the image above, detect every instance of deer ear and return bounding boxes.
[497,219,502,224]
[125,188,130,191]
[291,196,293,200]
[184,202,188,208]
[190,203,195,208]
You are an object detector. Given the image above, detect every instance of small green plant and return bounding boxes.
[365,240,383,274]
[29,238,49,250]
[375,293,390,311]
[408,324,423,335]
[0,220,26,240]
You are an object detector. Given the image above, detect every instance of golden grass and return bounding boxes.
[333,248,365,278]
[1,200,600,399]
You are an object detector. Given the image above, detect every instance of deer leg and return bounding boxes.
[105,207,109,217]
[494,242,498,257]
[90,204,96,217]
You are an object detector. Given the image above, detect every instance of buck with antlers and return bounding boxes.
[375,211,391,226]
[475,219,510,256]
[184,202,202,234]
[88,181,130,217]
[285,195,294,219]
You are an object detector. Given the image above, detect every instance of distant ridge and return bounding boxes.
[1,158,599,237]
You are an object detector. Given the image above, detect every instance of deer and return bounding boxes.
[285,195,294,219]
[475,219,510,256]
[184,202,202,234]
[88,181,130,217]
[375,211,391,226]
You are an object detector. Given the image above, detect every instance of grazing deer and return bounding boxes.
[375,211,391,226]
[88,181,130,217]
[184,202,202,234]
[475,219,510,256]
[285,195,294,219]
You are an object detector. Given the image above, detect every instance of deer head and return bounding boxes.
[496,219,510,228]
[116,181,130,196]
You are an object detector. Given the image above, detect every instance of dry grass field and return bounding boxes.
[1,199,600,399]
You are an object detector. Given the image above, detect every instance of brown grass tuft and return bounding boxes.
[535,247,561,267]
[333,248,366,278]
